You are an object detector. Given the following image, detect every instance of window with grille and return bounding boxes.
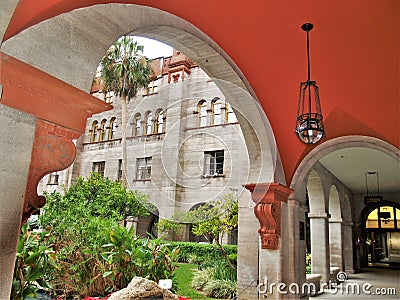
[108,117,116,140]
[212,99,223,125]
[104,91,113,104]
[136,157,152,180]
[204,150,224,176]
[145,112,153,135]
[132,114,141,136]
[198,100,208,127]
[99,119,107,141]
[117,159,123,181]
[92,161,105,178]
[155,110,164,134]
[90,121,98,142]
[226,102,237,123]
[146,79,159,95]
[47,172,59,185]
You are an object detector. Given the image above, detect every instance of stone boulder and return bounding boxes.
[108,277,179,300]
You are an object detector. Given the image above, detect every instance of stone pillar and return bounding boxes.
[0,52,111,298]
[286,198,307,299]
[236,189,259,299]
[309,213,330,284]
[244,183,293,300]
[342,221,355,273]
[329,218,343,270]
[0,104,36,299]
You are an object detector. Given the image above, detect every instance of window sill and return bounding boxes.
[133,179,152,182]
[202,174,225,178]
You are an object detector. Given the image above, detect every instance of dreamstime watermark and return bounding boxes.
[257,272,397,296]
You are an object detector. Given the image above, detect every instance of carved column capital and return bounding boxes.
[22,120,80,224]
[244,182,293,249]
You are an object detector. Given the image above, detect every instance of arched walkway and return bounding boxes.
[291,136,400,293]
[1,4,284,298]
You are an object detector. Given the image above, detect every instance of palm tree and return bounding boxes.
[100,36,152,187]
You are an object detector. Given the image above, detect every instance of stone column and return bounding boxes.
[237,190,259,299]
[0,104,36,299]
[309,213,330,284]
[244,183,293,300]
[0,52,111,298]
[342,221,354,273]
[329,218,343,269]
[286,198,307,299]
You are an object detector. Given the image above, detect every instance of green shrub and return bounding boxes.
[191,268,215,291]
[38,173,151,298]
[191,258,237,298]
[166,241,237,263]
[306,253,312,274]
[203,279,236,299]
[11,223,56,300]
[101,227,180,292]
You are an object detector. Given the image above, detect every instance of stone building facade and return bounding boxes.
[38,49,247,241]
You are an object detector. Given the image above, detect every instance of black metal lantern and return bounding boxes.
[295,23,325,144]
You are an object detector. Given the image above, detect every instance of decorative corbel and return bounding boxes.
[245,183,293,249]
[0,52,112,225]
[22,120,80,224]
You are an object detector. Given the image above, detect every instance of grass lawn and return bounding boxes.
[174,263,216,300]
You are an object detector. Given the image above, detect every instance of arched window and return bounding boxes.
[132,113,141,136]
[99,119,107,141]
[108,117,116,140]
[366,206,399,229]
[198,100,208,127]
[90,121,98,142]
[212,99,223,125]
[154,109,164,134]
[145,111,153,135]
[226,102,237,123]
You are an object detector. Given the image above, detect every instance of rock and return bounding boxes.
[108,277,179,300]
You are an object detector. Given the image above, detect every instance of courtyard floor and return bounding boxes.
[315,267,399,299]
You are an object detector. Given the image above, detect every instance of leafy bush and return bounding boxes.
[101,226,180,292]
[203,279,236,299]
[191,257,237,298]
[38,173,151,298]
[306,253,312,274]
[11,222,56,300]
[166,241,237,263]
[191,268,215,291]
[199,260,236,282]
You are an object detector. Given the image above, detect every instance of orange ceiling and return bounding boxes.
[4,0,399,184]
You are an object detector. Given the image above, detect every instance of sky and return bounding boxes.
[131,36,173,59]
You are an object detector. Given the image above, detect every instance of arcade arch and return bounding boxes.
[292,135,400,284]
[361,201,400,267]
[1,4,284,297]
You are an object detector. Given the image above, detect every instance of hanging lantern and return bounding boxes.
[295,23,325,144]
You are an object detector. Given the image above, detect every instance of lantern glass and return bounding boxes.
[296,115,325,144]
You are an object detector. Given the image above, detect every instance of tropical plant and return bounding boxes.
[11,222,56,300]
[39,173,150,298]
[99,36,152,187]
[101,226,180,292]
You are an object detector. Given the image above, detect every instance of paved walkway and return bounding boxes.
[315,268,399,299]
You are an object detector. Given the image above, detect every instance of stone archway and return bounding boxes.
[1,4,283,299]
[291,135,400,283]
[360,201,400,267]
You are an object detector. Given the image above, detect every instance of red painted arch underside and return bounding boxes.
[4,0,399,184]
